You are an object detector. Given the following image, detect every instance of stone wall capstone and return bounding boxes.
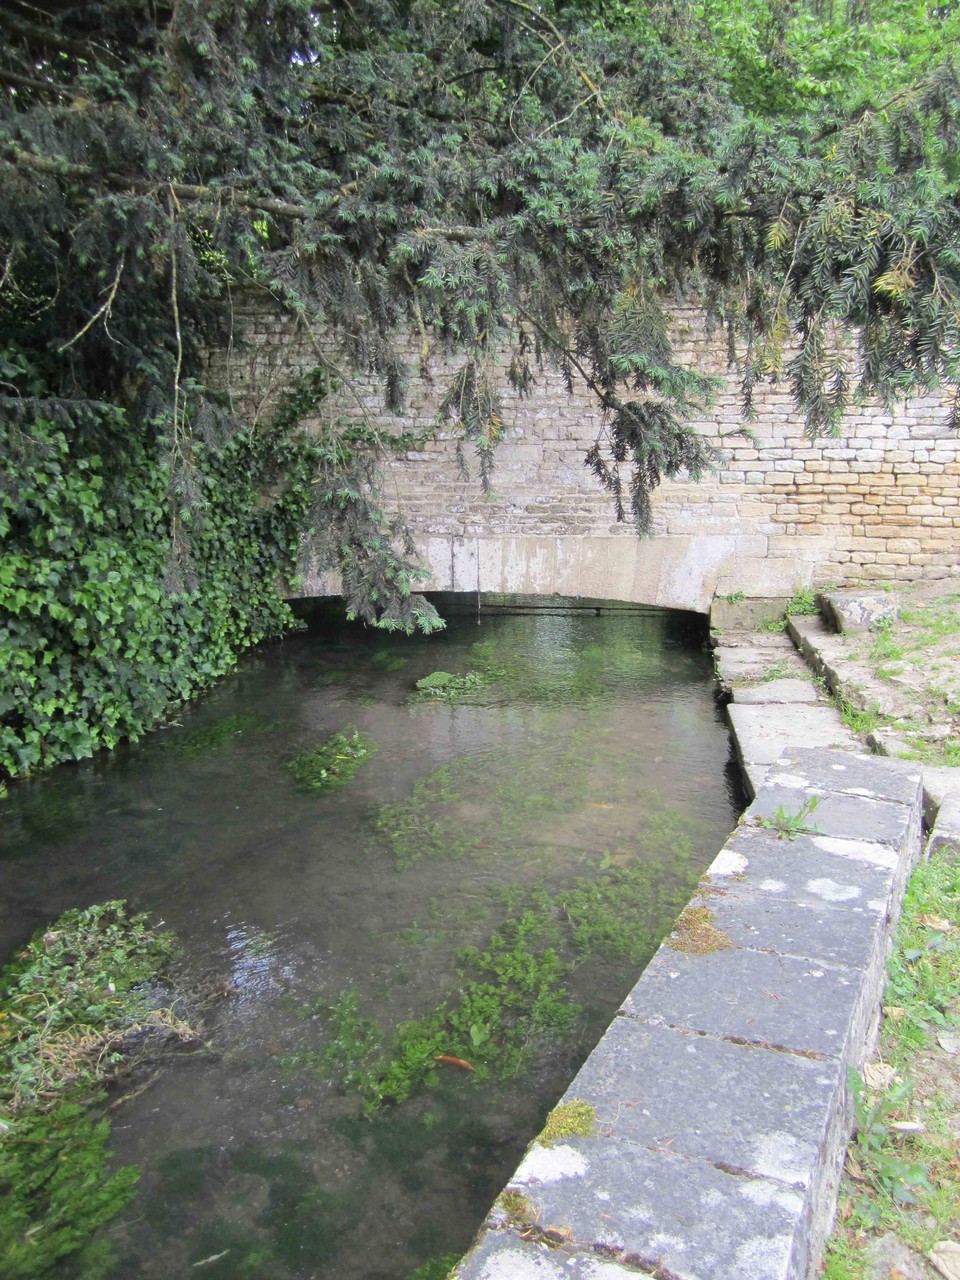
[207,295,960,613]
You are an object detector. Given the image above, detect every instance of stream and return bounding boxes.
[0,595,743,1279]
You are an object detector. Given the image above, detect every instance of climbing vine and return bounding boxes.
[0,370,440,784]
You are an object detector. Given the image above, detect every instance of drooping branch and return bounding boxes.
[2,144,354,220]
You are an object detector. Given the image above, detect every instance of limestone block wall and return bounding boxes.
[207,294,960,613]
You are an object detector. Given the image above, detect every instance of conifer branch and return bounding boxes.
[2,144,357,220]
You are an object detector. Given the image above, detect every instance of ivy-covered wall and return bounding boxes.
[0,412,312,783]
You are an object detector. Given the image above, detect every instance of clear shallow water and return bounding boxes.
[0,597,743,1279]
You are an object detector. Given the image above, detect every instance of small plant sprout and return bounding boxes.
[758,795,821,840]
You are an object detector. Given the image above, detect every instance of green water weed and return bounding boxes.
[0,902,194,1279]
[169,714,261,756]
[411,671,489,703]
[0,1103,140,1280]
[0,900,186,1112]
[289,729,376,792]
[405,1253,460,1280]
[285,918,576,1112]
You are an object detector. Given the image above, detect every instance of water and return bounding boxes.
[0,597,743,1279]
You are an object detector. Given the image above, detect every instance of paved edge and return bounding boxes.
[450,685,926,1279]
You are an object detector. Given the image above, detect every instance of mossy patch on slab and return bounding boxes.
[538,1099,597,1146]
[668,905,733,955]
[495,1189,536,1228]
[289,728,376,792]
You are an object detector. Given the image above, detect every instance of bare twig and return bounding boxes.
[56,256,124,352]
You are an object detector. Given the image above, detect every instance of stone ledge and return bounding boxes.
[452,747,923,1280]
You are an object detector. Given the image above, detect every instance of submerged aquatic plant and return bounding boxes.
[169,714,262,757]
[283,914,576,1112]
[0,901,196,1279]
[289,729,377,792]
[0,900,191,1112]
[0,1103,141,1280]
[411,670,489,704]
[283,853,699,1113]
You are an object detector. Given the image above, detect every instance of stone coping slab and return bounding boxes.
[745,785,915,850]
[619,944,862,1060]
[929,793,960,855]
[494,1139,808,1280]
[763,751,923,807]
[560,1016,844,1189]
[697,887,887,971]
[727,703,857,767]
[452,732,922,1280]
[733,679,819,704]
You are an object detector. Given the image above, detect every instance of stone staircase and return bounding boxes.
[713,590,960,850]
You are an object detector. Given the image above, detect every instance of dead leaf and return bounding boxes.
[936,1032,960,1056]
[929,1241,960,1280]
[883,1005,907,1022]
[863,1061,898,1090]
[918,914,952,931]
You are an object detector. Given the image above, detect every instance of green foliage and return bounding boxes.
[758,794,821,839]
[786,587,820,615]
[0,414,305,780]
[288,916,576,1113]
[0,1103,139,1280]
[0,901,191,1279]
[847,1070,933,1207]
[405,1255,460,1280]
[3,0,960,784]
[412,671,488,703]
[885,853,960,1042]
[288,728,377,792]
[284,855,697,1112]
[0,901,187,1113]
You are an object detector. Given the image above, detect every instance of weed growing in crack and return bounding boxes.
[758,795,821,840]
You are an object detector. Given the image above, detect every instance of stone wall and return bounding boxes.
[208,294,960,613]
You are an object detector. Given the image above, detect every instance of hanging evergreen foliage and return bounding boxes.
[1,0,958,779]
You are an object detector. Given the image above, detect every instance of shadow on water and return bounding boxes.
[0,595,744,1280]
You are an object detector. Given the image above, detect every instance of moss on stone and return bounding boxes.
[538,1098,597,1146]
[668,905,733,955]
[495,1189,535,1227]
